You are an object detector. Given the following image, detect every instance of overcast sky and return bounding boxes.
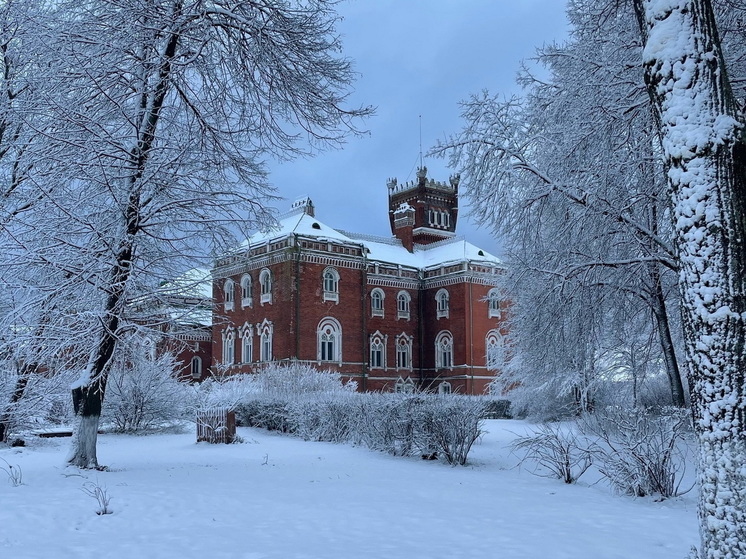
[268,1,569,256]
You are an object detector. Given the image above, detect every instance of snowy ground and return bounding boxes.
[1,420,698,559]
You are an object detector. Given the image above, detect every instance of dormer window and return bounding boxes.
[224,279,235,311]
[370,288,384,318]
[259,268,272,305]
[240,274,252,308]
[436,288,449,319]
[323,267,340,303]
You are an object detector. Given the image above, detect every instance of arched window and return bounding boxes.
[322,267,340,303]
[486,329,505,370]
[438,381,452,394]
[259,268,272,305]
[395,377,415,394]
[240,274,253,308]
[436,288,449,319]
[488,288,500,318]
[396,333,412,370]
[222,328,236,365]
[258,319,273,361]
[224,279,235,311]
[239,322,253,363]
[370,288,385,318]
[190,356,202,379]
[397,290,411,320]
[435,330,453,369]
[369,331,386,369]
[317,317,342,362]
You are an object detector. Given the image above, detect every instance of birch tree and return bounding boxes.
[14,0,370,467]
[633,1,746,556]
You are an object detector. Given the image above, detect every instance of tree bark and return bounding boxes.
[634,1,746,556]
[649,263,686,407]
[0,363,34,443]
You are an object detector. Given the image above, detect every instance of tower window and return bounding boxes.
[436,288,449,319]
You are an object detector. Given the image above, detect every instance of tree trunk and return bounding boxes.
[635,1,746,556]
[0,363,35,443]
[649,264,686,407]
[67,22,180,468]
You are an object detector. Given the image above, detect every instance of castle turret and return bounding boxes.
[388,167,459,250]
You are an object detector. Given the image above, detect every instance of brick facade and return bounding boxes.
[198,168,506,394]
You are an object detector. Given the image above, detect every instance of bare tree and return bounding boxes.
[10,0,370,467]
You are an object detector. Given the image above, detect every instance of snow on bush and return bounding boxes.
[581,406,692,498]
[1,365,76,441]
[511,422,593,484]
[104,351,192,433]
[234,371,486,466]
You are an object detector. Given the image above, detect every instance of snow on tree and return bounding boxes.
[3,0,370,467]
[633,0,746,556]
[432,0,686,413]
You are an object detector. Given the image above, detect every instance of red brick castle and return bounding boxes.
[183,168,506,394]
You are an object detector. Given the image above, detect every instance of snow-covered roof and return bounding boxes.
[244,205,501,270]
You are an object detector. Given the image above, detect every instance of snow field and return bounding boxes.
[1,420,697,559]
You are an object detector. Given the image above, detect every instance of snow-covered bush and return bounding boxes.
[581,406,692,498]
[1,365,76,441]
[104,351,191,433]
[252,362,357,398]
[511,422,593,484]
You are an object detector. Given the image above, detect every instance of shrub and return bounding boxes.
[104,351,191,432]
[511,422,593,484]
[581,406,692,498]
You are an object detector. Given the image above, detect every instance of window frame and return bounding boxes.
[240,274,253,308]
[397,290,411,320]
[435,330,454,370]
[370,288,385,318]
[395,333,412,370]
[436,288,449,319]
[322,267,340,303]
[317,317,342,363]
[259,268,272,305]
[369,331,386,369]
[488,288,500,318]
[190,356,202,379]
[258,319,273,362]
[224,279,235,311]
[222,328,236,365]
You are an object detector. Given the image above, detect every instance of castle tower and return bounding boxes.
[388,167,459,251]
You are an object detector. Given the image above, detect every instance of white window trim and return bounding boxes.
[240,274,253,308]
[259,268,272,305]
[224,279,235,311]
[222,328,236,365]
[258,319,273,362]
[486,329,504,370]
[438,381,452,394]
[239,322,254,363]
[395,377,415,394]
[370,288,385,318]
[191,356,202,379]
[436,288,449,319]
[397,290,411,320]
[435,330,453,370]
[322,267,340,303]
[369,331,387,369]
[488,288,500,318]
[317,317,342,363]
[395,333,413,370]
